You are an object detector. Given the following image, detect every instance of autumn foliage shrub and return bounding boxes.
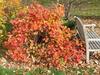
[3,3,84,67]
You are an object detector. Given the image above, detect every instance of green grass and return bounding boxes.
[0,65,96,75]
[36,0,100,17]
[36,0,57,7]
[71,0,100,17]
[71,9,100,17]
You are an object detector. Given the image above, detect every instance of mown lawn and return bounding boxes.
[0,65,96,75]
[71,0,100,17]
[37,0,100,17]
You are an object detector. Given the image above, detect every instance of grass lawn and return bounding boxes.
[71,8,100,17]
[0,65,96,75]
[71,0,100,17]
[37,0,100,17]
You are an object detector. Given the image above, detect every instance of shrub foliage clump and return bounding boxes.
[4,3,84,68]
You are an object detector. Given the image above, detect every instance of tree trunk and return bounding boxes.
[64,1,71,20]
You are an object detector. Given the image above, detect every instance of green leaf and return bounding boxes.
[4,22,13,32]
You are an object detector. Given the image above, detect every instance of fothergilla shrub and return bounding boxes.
[3,3,84,68]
